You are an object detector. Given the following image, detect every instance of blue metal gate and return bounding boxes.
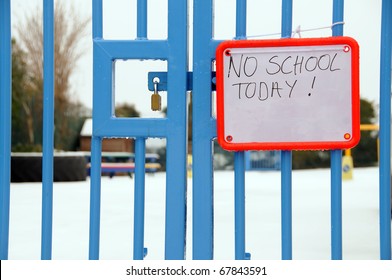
[0,0,391,260]
[195,0,391,260]
[89,0,188,260]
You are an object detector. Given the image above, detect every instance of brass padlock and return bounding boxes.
[151,80,161,111]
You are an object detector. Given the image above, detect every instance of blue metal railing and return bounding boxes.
[379,0,392,260]
[0,0,390,261]
[41,0,55,260]
[133,138,146,260]
[330,0,344,260]
[234,0,247,261]
[281,0,294,261]
[89,0,188,260]
[193,0,391,261]
[0,0,12,261]
[137,0,147,40]
[192,0,216,260]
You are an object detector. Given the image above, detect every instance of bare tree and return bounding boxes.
[15,1,90,149]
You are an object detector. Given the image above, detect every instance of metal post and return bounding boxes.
[192,0,215,260]
[89,0,104,261]
[281,151,292,260]
[0,0,11,260]
[234,152,246,259]
[330,0,344,260]
[164,0,188,260]
[379,0,392,260]
[133,138,146,260]
[236,0,247,39]
[281,0,293,260]
[41,0,55,260]
[137,0,147,39]
[92,0,103,39]
[330,150,343,259]
[233,0,248,260]
[89,136,102,260]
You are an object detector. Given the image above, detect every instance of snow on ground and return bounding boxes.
[8,167,391,260]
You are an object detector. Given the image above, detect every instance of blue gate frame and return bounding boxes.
[192,0,391,260]
[0,0,391,260]
[89,0,188,260]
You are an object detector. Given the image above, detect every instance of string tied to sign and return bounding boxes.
[245,21,345,39]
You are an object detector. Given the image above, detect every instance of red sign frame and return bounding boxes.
[216,37,360,151]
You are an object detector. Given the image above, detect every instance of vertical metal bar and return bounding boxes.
[233,0,247,260]
[331,0,344,260]
[89,136,102,260]
[379,0,392,260]
[89,0,103,260]
[330,150,342,259]
[281,0,293,260]
[137,0,147,39]
[192,0,215,260]
[133,138,146,260]
[234,152,246,260]
[41,0,55,260]
[332,0,344,36]
[0,0,11,260]
[92,0,103,39]
[236,0,247,39]
[281,0,293,38]
[281,151,292,260]
[89,0,104,261]
[164,0,188,260]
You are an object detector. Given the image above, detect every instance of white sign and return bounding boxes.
[216,37,360,151]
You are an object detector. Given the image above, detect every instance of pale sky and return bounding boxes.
[11,0,382,118]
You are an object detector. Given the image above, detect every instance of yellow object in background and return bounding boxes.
[342,149,353,180]
[187,154,192,178]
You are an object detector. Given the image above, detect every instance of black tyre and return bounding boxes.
[11,153,87,182]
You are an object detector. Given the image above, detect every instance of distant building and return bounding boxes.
[79,118,134,152]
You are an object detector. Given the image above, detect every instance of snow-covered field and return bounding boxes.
[8,167,391,260]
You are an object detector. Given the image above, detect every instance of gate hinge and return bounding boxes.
[148,71,216,92]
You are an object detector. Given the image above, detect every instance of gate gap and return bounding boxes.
[144,137,166,259]
[102,0,136,39]
[147,0,168,39]
[213,0,236,39]
[114,59,167,119]
[292,0,333,38]
[212,144,235,259]
[247,0,281,39]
